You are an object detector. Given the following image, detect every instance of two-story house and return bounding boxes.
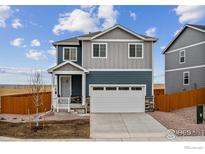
[163,24,205,94]
[48,24,157,113]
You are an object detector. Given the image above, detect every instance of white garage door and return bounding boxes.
[90,84,146,113]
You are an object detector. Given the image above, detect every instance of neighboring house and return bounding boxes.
[163,24,205,94]
[48,24,157,113]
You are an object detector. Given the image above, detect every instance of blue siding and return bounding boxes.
[57,44,82,65]
[71,75,82,96]
[86,71,152,97]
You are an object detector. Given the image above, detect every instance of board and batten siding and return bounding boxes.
[86,71,152,97]
[83,41,152,69]
[95,27,142,40]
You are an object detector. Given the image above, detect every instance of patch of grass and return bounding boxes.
[0,119,90,139]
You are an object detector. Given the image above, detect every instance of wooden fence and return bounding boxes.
[155,88,205,112]
[0,92,51,114]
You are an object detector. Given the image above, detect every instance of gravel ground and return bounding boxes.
[148,105,205,136]
[0,112,89,123]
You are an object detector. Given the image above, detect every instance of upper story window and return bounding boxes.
[128,43,144,59]
[92,43,107,58]
[183,71,189,85]
[179,50,185,64]
[63,47,77,61]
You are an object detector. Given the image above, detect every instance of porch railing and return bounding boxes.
[56,97,71,112]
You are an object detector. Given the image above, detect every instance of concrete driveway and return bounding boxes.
[90,113,167,139]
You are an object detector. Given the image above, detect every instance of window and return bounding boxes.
[128,43,143,59]
[92,43,107,58]
[106,87,117,90]
[179,50,185,63]
[183,72,189,85]
[93,87,104,91]
[131,87,142,91]
[63,47,77,61]
[119,87,129,90]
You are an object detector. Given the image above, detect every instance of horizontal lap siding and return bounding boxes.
[57,45,82,65]
[86,71,152,97]
[165,67,205,94]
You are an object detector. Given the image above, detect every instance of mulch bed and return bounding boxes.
[148,105,205,136]
[0,119,90,139]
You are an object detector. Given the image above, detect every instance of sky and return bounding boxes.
[0,5,205,84]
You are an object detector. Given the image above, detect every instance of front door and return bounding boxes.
[60,76,71,97]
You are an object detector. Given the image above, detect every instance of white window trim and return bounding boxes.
[128,43,144,59]
[63,47,78,62]
[183,71,190,85]
[91,43,107,59]
[179,49,186,64]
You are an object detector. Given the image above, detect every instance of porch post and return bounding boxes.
[51,73,55,111]
[82,73,86,106]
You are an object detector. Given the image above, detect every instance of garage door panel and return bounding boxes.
[90,85,145,113]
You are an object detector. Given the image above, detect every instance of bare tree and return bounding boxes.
[28,71,46,127]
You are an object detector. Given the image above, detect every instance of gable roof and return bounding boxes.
[91,24,157,41]
[47,61,89,73]
[163,24,205,54]
[53,24,157,46]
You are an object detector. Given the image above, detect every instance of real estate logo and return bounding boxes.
[166,129,176,140]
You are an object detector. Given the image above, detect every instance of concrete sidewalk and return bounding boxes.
[90,113,168,139]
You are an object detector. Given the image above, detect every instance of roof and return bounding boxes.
[53,24,157,46]
[53,31,101,46]
[163,24,205,54]
[47,61,89,73]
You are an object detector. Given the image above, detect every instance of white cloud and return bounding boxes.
[12,18,23,29]
[0,5,12,28]
[160,46,166,50]
[47,46,56,56]
[48,40,54,43]
[80,5,94,9]
[31,39,41,47]
[174,5,205,24]
[129,11,137,21]
[53,9,98,35]
[53,5,118,35]
[26,49,46,61]
[10,38,24,47]
[97,5,118,30]
[145,27,157,37]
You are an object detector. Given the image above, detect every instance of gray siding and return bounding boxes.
[54,63,82,71]
[95,27,142,40]
[86,71,152,97]
[165,43,205,70]
[57,45,82,65]
[165,67,205,94]
[83,41,152,69]
[167,28,205,51]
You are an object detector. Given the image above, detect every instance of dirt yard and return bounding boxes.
[0,85,51,96]
[149,105,205,136]
[0,119,89,139]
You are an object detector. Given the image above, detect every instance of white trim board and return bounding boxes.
[92,39,143,42]
[89,84,147,97]
[165,64,205,72]
[88,69,152,71]
[53,71,84,75]
[165,41,205,54]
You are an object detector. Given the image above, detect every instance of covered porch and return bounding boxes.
[48,61,89,112]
